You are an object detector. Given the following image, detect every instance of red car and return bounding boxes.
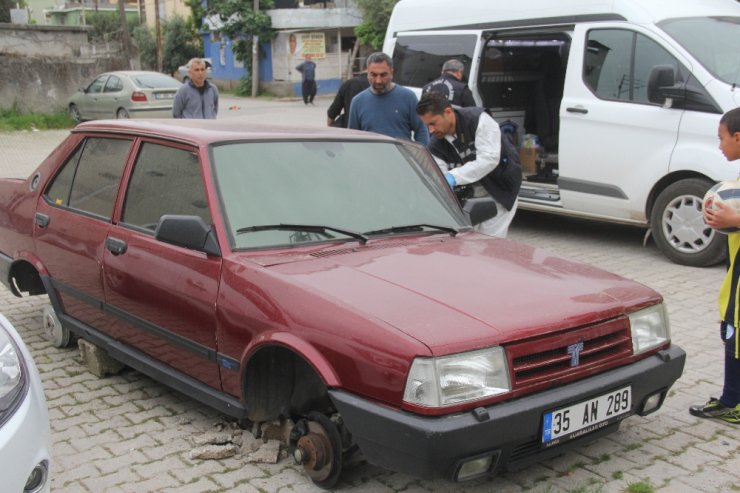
[0,120,685,488]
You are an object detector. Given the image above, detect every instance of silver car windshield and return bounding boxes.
[211,140,466,249]
[659,16,740,86]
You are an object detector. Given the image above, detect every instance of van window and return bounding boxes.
[393,34,477,88]
[584,29,684,104]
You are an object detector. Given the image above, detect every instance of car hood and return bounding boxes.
[241,234,659,355]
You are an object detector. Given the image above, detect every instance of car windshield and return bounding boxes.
[659,16,740,86]
[130,74,181,89]
[211,140,467,249]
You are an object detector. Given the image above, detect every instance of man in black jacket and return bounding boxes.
[416,92,521,237]
[326,72,370,127]
[422,59,476,108]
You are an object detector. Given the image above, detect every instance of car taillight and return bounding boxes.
[131,92,147,102]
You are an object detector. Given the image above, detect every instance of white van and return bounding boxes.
[383,0,740,267]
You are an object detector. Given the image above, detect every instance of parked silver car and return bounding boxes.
[68,71,182,122]
[0,313,51,493]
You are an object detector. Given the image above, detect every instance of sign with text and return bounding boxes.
[300,32,326,59]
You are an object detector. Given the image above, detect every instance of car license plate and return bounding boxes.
[155,93,174,100]
[542,386,631,447]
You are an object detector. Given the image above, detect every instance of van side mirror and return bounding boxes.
[155,215,221,256]
[463,197,498,226]
[647,65,675,104]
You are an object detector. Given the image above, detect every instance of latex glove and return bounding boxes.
[445,173,456,188]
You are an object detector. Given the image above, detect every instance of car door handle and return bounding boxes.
[566,107,589,114]
[105,237,127,256]
[34,212,49,228]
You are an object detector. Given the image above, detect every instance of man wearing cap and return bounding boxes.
[422,59,476,107]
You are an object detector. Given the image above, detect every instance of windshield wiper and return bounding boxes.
[236,223,368,245]
[363,224,458,237]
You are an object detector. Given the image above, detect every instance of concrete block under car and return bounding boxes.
[77,338,124,377]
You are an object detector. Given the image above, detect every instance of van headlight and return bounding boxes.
[403,347,510,408]
[629,304,670,355]
[0,324,26,427]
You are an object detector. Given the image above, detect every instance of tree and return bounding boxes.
[354,0,399,50]
[162,16,202,75]
[184,0,206,30]
[133,25,157,70]
[205,0,275,96]
[0,0,13,23]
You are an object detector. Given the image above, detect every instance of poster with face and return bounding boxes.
[278,32,326,59]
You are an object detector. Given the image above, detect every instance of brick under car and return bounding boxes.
[0,120,685,488]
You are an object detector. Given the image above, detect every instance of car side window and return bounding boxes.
[122,142,211,231]
[584,29,684,103]
[87,75,107,94]
[45,137,131,219]
[104,76,123,93]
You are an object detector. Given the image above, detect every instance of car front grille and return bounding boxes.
[506,317,633,388]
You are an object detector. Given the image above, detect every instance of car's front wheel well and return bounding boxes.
[243,346,333,422]
[9,261,45,297]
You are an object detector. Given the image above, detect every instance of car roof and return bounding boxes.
[73,119,399,147]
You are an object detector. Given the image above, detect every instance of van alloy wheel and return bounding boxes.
[650,177,725,267]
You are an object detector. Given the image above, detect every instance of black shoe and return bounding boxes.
[689,397,733,419]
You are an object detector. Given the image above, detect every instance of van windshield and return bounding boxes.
[659,16,740,86]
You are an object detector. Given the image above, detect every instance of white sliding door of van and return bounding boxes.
[558,23,691,223]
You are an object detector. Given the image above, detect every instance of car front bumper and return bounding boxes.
[0,315,52,493]
[330,345,685,481]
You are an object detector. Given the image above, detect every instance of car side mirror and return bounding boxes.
[155,215,221,256]
[463,197,498,226]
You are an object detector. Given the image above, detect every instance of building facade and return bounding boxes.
[204,0,364,96]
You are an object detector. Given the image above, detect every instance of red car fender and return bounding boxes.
[242,330,342,388]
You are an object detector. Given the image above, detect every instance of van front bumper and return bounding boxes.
[329,345,685,481]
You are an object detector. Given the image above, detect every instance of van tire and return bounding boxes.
[650,178,725,267]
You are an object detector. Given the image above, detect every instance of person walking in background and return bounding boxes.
[296,55,317,105]
[348,52,429,144]
[690,107,740,424]
[422,59,476,108]
[416,91,521,237]
[172,58,219,119]
[326,71,369,128]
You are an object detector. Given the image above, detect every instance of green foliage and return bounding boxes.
[162,16,202,74]
[354,0,399,50]
[185,0,206,29]
[0,0,13,23]
[133,25,157,70]
[625,480,655,493]
[86,11,139,43]
[206,0,275,94]
[236,75,252,97]
[0,106,74,132]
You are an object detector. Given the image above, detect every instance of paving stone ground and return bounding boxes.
[2,98,738,492]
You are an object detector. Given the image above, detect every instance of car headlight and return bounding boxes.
[0,324,26,427]
[403,346,511,408]
[630,304,670,355]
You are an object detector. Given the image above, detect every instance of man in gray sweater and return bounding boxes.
[173,58,219,119]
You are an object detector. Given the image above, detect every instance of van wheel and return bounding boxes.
[650,178,725,267]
